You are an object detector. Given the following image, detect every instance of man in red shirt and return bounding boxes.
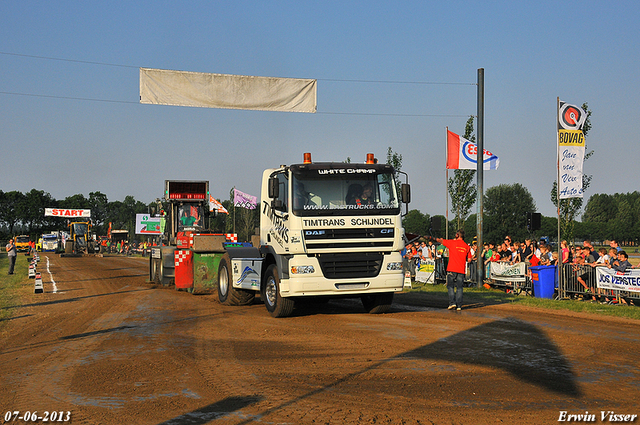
[436,229,471,311]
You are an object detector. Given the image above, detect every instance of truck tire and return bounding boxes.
[150,258,161,284]
[217,257,255,306]
[361,292,394,314]
[261,264,295,318]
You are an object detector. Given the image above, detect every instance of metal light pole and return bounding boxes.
[476,68,484,288]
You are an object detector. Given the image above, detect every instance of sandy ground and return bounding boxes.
[1,255,639,425]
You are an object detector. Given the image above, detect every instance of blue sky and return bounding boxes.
[1,1,639,219]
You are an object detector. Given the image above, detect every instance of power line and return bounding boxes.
[318,78,475,86]
[0,51,476,85]
[0,91,470,117]
[0,51,137,69]
[0,51,476,116]
[0,91,138,105]
[318,111,471,118]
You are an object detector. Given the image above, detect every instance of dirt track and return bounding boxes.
[1,255,639,425]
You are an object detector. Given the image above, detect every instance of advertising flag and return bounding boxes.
[557,101,587,199]
[209,195,229,214]
[233,189,257,210]
[446,130,499,170]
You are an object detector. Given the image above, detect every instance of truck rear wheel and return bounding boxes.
[150,258,161,284]
[361,292,394,314]
[217,257,255,306]
[261,264,295,318]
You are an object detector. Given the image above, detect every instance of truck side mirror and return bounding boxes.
[268,177,279,199]
[401,183,411,204]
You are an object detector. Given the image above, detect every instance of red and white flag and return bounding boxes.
[446,130,499,170]
[209,195,229,214]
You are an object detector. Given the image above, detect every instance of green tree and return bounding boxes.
[22,189,54,235]
[88,191,109,234]
[402,209,430,236]
[386,146,403,193]
[60,193,89,209]
[484,183,536,243]
[448,117,477,230]
[551,102,593,244]
[0,191,26,235]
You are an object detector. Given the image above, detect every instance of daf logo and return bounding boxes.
[305,230,326,236]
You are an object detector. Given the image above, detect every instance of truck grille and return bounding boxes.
[303,227,394,250]
[316,252,383,279]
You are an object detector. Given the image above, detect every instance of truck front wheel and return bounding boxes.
[150,258,160,284]
[261,264,295,318]
[217,256,255,306]
[361,292,394,314]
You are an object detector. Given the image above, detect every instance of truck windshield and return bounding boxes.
[16,236,30,243]
[72,223,88,236]
[290,164,400,216]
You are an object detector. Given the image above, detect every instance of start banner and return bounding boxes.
[596,267,640,293]
[45,208,91,218]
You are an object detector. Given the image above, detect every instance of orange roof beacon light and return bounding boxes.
[303,152,312,164]
[366,153,375,164]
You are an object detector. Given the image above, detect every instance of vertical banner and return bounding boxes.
[557,101,587,199]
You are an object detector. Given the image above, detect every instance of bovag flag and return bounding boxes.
[557,101,587,199]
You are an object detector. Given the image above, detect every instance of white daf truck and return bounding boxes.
[220,152,410,317]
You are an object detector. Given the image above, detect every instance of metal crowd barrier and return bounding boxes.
[420,259,640,305]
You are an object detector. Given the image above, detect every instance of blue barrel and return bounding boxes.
[529,265,557,299]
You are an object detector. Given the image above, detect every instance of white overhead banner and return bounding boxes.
[140,67,317,113]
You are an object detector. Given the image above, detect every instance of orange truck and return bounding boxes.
[15,235,31,252]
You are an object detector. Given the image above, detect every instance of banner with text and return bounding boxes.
[135,214,165,235]
[558,101,587,199]
[415,259,436,284]
[45,208,91,218]
[596,267,640,293]
[490,262,527,282]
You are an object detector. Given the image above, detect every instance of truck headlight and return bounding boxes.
[386,262,403,271]
[291,265,315,274]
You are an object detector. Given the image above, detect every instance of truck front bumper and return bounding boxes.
[280,252,404,297]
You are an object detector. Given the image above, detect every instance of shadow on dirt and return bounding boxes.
[156,395,264,425]
[399,317,581,397]
[0,288,151,311]
[60,325,137,340]
[223,317,580,424]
